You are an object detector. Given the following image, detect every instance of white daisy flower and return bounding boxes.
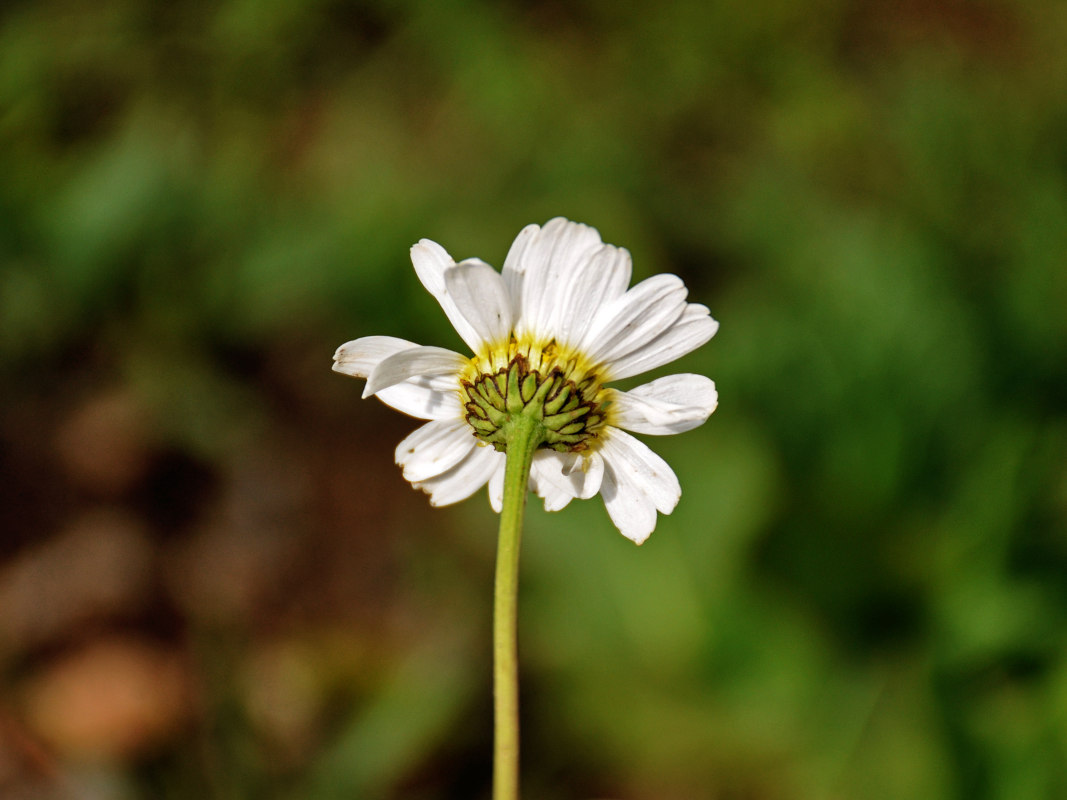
[333,218,719,543]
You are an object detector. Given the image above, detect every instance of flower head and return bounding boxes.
[333,218,718,543]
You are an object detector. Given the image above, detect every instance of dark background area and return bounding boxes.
[2,0,1066,798]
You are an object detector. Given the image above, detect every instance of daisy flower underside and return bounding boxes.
[334,218,718,543]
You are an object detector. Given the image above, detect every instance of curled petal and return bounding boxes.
[335,336,462,420]
[364,346,468,398]
[333,335,420,378]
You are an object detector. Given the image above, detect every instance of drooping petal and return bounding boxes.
[363,345,468,398]
[395,419,477,482]
[411,443,503,507]
[376,376,463,420]
[505,218,605,341]
[333,335,419,378]
[598,429,681,543]
[443,259,513,349]
[602,304,719,382]
[609,374,718,435]
[579,274,688,373]
[409,239,485,352]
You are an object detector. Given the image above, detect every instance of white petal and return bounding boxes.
[333,335,419,378]
[506,218,605,341]
[600,465,657,544]
[501,222,540,318]
[364,345,468,398]
[410,239,485,352]
[411,444,503,507]
[526,449,605,510]
[576,451,606,499]
[609,374,718,435]
[580,274,688,372]
[538,486,574,513]
[529,451,577,512]
[395,419,476,482]
[601,430,680,514]
[544,244,633,346]
[443,259,513,348]
[488,460,506,513]
[334,336,462,420]
[556,450,606,499]
[603,304,719,382]
[375,376,463,420]
[598,429,681,543]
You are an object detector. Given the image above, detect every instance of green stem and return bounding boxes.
[493,412,545,800]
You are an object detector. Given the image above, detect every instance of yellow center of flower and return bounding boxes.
[460,339,609,453]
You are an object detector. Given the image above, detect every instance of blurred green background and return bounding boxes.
[2,0,1066,798]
